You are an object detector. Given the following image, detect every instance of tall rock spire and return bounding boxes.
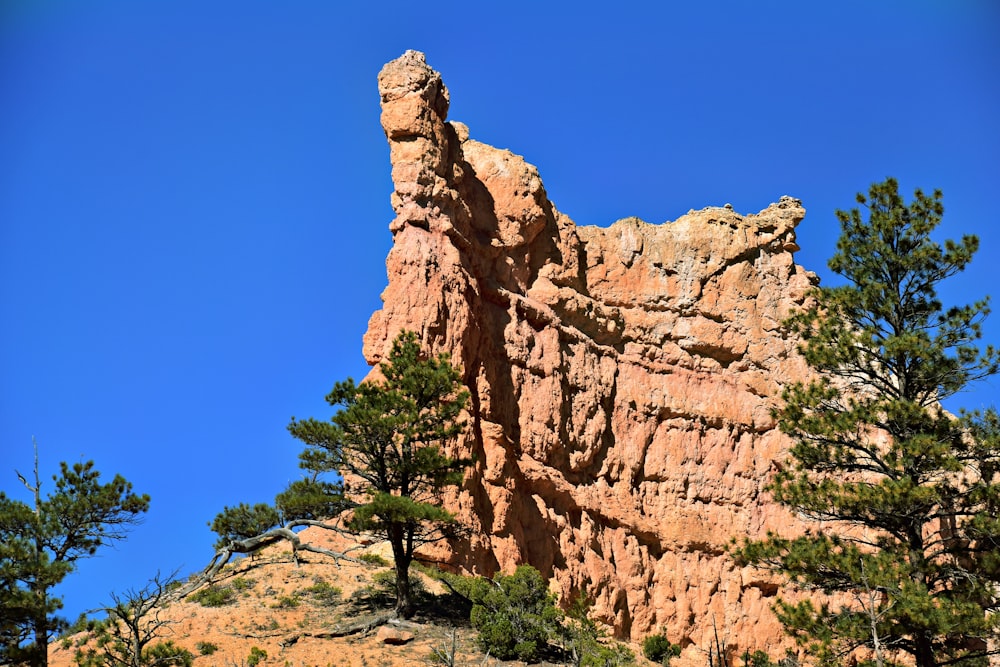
[365,50,819,657]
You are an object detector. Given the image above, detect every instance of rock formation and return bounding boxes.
[364,50,819,657]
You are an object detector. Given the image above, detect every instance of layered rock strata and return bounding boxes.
[364,50,818,655]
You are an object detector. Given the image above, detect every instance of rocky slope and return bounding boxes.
[364,50,819,657]
[49,533,504,667]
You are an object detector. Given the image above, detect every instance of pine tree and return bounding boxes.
[737,178,1000,666]
[208,503,281,550]
[287,330,469,617]
[273,477,344,522]
[0,442,150,667]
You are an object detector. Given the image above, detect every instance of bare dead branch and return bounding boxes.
[173,520,359,599]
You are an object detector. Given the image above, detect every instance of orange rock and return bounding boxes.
[376,626,416,645]
[365,50,818,660]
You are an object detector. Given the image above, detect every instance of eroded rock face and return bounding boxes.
[365,50,818,655]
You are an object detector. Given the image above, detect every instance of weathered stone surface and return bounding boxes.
[365,50,818,659]
[376,626,415,645]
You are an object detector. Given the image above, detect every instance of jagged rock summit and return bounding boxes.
[366,50,818,656]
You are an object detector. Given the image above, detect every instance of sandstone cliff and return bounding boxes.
[364,50,819,656]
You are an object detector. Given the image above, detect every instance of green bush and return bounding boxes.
[357,552,389,567]
[272,593,301,609]
[303,580,342,605]
[247,646,267,667]
[642,634,681,664]
[468,565,561,662]
[230,576,254,592]
[61,613,92,638]
[741,649,800,667]
[189,584,235,607]
[582,643,634,667]
[195,642,218,656]
[142,641,194,667]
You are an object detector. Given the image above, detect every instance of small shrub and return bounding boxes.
[643,633,681,664]
[741,649,798,667]
[587,643,634,666]
[189,584,235,607]
[195,642,219,656]
[247,646,267,667]
[468,565,561,662]
[231,576,254,592]
[272,593,301,609]
[142,641,194,667]
[303,580,342,605]
[564,594,635,667]
[61,613,92,638]
[358,552,389,567]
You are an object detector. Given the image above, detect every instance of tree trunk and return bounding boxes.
[30,607,47,667]
[907,524,935,667]
[394,553,413,618]
[27,439,47,667]
[914,633,935,667]
[389,525,413,618]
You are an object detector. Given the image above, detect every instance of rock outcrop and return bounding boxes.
[364,50,818,657]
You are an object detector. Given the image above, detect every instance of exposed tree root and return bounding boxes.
[279,613,397,645]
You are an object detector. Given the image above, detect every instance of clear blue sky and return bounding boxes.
[2,1,998,625]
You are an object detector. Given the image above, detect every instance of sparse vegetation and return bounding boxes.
[303,580,342,605]
[60,613,96,639]
[357,553,389,567]
[189,583,236,607]
[428,628,459,666]
[231,576,254,592]
[272,593,302,609]
[563,593,634,667]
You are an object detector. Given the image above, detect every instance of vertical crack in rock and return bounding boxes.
[363,50,821,652]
